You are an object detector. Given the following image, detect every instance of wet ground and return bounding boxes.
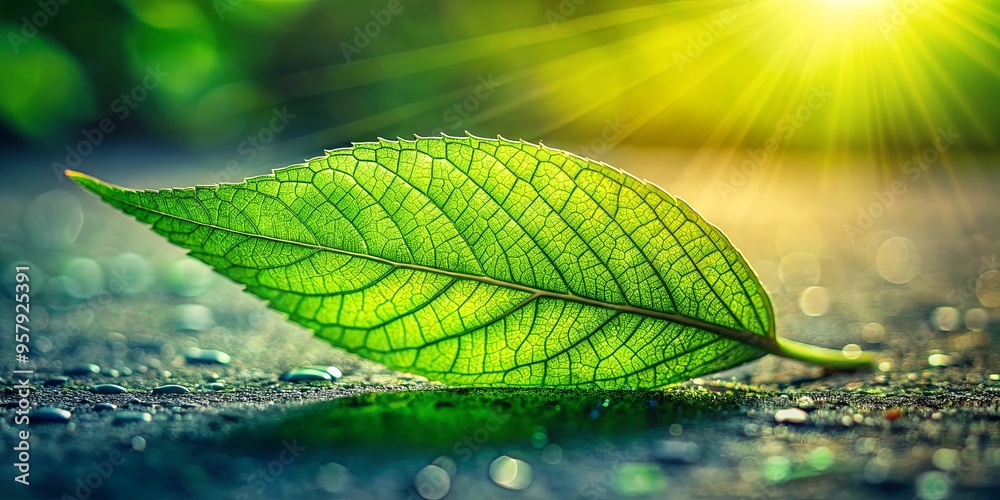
[1,147,999,499]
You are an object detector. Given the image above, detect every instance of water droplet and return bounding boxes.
[842,344,863,360]
[930,307,961,332]
[915,471,951,500]
[977,270,1000,308]
[809,447,835,470]
[774,408,808,424]
[60,257,104,299]
[43,276,84,311]
[65,364,101,376]
[91,384,128,394]
[430,456,456,477]
[168,259,214,297]
[762,456,791,483]
[862,322,885,343]
[93,403,117,412]
[613,463,667,496]
[305,365,343,380]
[114,411,152,425]
[931,448,960,471]
[29,407,72,424]
[541,444,562,464]
[24,190,83,249]
[651,440,700,464]
[173,304,215,332]
[280,368,332,382]
[414,465,450,500]
[107,253,154,295]
[964,308,988,331]
[928,353,951,367]
[131,436,147,451]
[316,462,350,493]
[152,384,190,395]
[798,286,830,316]
[779,251,821,293]
[202,382,226,391]
[876,237,920,284]
[184,348,231,365]
[531,430,547,449]
[489,456,532,490]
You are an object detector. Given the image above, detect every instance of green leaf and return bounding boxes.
[67,135,872,389]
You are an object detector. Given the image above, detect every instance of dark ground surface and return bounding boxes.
[1,148,999,499]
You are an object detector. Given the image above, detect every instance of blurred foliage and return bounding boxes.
[0,0,997,156]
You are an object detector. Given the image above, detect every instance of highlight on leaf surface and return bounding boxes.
[67,135,874,389]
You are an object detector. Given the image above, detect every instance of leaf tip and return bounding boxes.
[64,169,87,180]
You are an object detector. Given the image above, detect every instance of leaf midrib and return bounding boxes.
[119,192,778,353]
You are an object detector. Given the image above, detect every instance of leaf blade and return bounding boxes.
[67,136,870,388]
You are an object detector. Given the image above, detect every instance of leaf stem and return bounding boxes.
[772,337,875,371]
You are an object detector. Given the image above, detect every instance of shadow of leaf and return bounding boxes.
[228,387,756,451]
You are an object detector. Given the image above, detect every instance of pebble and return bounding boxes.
[45,376,69,387]
[202,382,226,391]
[651,440,701,464]
[93,403,117,412]
[884,408,903,421]
[796,396,816,410]
[152,384,191,395]
[65,364,100,376]
[91,384,128,394]
[774,408,809,424]
[114,412,153,425]
[280,368,333,382]
[29,407,72,424]
[184,348,232,365]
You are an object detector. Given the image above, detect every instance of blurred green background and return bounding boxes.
[1,0,997,165]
